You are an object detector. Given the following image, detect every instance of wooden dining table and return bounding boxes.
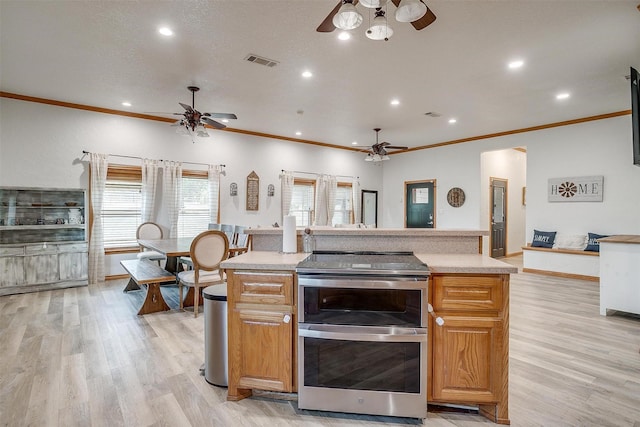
[136,237,245,308]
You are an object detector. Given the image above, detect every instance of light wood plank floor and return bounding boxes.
[1,256,639,427]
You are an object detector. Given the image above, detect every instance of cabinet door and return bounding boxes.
[431,315,503,403]
[231,308,294,392]
[58,244,88,281]
[0,256,25,287]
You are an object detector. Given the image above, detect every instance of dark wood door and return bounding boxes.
[490,178,507,258]
[405,180,436,228]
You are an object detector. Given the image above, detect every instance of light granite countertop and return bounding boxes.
[221,251,517,274]
[246,227,489,237]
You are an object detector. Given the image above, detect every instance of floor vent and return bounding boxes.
[245,54,279,68]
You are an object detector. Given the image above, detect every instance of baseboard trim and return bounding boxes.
[522,268,599,282]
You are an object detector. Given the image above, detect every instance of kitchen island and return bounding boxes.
[221,250,516,424]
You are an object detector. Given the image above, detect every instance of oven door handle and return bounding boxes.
[298,324,427,342]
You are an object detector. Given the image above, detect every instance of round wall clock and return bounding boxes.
[447,187,466,207]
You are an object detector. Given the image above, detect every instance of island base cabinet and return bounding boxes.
[227,270,296,401]
[429,274,510,425]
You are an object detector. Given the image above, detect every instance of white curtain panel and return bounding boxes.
[351,179,361,224]
[314,175,337,226]
[88,153,108,284]
[163,161,182,238]
[141,158,159,222]
[208,164,222,224]
[280,171,294,224]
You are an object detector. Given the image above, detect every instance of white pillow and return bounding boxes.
[552,233,587,250]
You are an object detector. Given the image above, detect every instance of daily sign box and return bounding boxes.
[548,176,604,202]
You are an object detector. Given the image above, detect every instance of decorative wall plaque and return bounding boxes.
[246,171,259,211]
[548,176,603,202]
[446,187,466,207]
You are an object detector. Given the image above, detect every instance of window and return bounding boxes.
[102,165,142,248]
[178,171,211,238]
[333,183,353,225]
[290,179,353,227]
[291,179,315,227]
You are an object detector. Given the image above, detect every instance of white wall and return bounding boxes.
[382,115,640,255]
[2,98,639,272]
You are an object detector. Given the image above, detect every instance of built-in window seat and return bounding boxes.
[522,243,599,281]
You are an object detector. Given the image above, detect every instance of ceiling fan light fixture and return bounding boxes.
[395,0,427,22]
[359,0,389,8]
[366,13,393,40]
[196,124,209,137]
[333,1,363,30]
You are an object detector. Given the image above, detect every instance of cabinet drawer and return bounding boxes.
[0,246,24,257]
[25,244,58,255]
[432,275,503,311]
[58,242,88,253]
[232,271,294,305]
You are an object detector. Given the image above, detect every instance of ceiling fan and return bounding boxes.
[160,86,237,138]
[363,128,408,161]
[317,0,436,34]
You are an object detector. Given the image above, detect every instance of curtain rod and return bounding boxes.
[281,169,358,180]
[81,150,225,168]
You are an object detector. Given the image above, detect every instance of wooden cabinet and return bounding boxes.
[227,270,296,401]
[429,274,510,425]
[0,187,88,295]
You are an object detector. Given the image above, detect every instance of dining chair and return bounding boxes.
[136,222,166,265]
[177,230,229,318]
[220,224,235,244]
[232,225,251,256]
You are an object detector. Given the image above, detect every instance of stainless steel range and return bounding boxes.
[296,251,430,419]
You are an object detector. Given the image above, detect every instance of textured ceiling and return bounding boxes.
[1,1,639,151]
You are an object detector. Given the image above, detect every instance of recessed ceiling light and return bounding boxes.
[352,141,358,145]
[448,118,457,124]
[158,27,173,36]
[302,70,313,78]
[338,32,351,41]
[556,92,570,100]
[390,99,400,106]
[121,101,131,107]
[295,131,302,136]
[508,60,524,69]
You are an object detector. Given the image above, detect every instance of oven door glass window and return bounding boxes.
[303,337,421,393]
[303,287,422,327]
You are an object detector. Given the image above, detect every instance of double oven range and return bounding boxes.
[296,251,430,419]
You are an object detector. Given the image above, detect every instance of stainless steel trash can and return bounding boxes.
[203,283,228,387]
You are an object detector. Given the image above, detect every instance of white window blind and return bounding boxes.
[333,184,353,225]
[291,181,315,227]
[102,181,142,248]
[178,176,210,237]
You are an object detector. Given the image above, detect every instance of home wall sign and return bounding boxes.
[548,176,603,202]
[246,171,259,211]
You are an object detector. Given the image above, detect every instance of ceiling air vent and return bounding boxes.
[245,54,279,68]
[424,112,442,117]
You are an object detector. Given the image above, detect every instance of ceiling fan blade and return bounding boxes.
[390,0,436,30]
[317,0,342,32]
[385,145,409,150]
[179,102,194,112]
[204,112,238,120]
[201,116,226,129]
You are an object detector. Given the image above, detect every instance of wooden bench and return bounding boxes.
[120,259,176,315]
[522,243,599,281]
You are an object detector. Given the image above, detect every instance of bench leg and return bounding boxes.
[123,277,141,292]
[182,287,204,308]
[137,282,170,315]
